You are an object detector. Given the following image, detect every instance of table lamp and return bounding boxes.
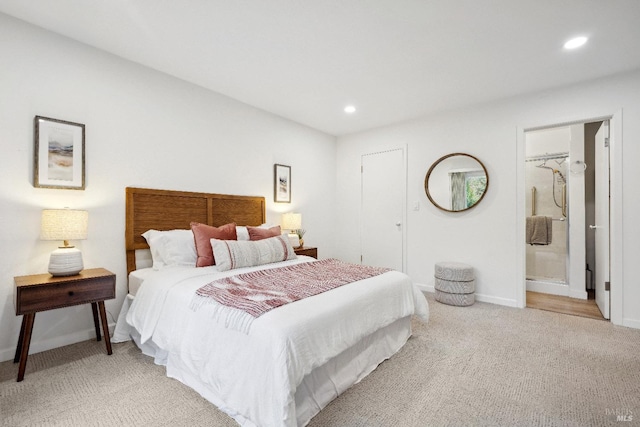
[41,209,88,276]
[282,212,302,248]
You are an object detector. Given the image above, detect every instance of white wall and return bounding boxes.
[525,126,571,158]
[336,70,640,328]
[0,14,337,362]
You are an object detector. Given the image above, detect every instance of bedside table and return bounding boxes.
[294,246,318,259]
[13,268,116,382]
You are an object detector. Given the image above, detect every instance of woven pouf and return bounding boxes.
[434,262,475,306]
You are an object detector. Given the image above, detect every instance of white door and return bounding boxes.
[593,121,610,319]
[361,148,405,271]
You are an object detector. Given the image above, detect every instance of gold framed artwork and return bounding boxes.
[274,164,291,203]
[34,116,85,190]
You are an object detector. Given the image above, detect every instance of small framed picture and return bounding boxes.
[34,116,85,190]
[274,164,291,203]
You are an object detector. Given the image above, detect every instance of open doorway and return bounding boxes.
[523,120,608,320]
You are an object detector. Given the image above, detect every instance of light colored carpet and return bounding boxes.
[1,293,639,427]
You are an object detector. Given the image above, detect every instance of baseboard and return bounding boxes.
[415,282,518,308]
[0,322,116,363]
[474,293,519,308]
[622,318,640,330]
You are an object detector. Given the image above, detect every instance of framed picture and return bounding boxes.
[274,164,291,203]
[34,116,85,190]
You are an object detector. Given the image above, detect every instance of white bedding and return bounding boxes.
[128,267,153,296]
[122,257,428,426]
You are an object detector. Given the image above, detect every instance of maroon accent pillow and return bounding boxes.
[191,222,237,267]
[247,225,281,241]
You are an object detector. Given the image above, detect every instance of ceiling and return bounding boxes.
[1,1,640,136]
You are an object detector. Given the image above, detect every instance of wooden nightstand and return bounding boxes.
[294,246,318,259]
[13,268,116,382]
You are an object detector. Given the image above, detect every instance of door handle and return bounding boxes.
[589,225,601,229]
[395,222,401,226]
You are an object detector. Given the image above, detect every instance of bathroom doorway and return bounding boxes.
[524,120,609,319]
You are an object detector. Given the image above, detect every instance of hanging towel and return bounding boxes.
[526,216,552,245]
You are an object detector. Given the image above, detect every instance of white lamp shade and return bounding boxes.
[41,209,88,241]
[282,212,302,231]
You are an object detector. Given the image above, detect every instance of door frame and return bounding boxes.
[515,110,623,325]
[360,146,408,273]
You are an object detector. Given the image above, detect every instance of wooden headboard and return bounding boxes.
[125,187,266,274]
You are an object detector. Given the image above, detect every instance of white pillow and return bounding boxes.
[236,226,250,241]
[211,234,296,271]
[142,230,165,269]
[134,249,153,270]
[142,229,197,269]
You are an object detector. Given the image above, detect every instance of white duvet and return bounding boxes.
[125,256,428,426]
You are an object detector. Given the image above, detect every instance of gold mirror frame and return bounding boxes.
[424,152,489,212]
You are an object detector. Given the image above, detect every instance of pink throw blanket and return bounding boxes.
[195,259,391,317]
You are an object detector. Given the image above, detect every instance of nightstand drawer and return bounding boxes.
[294,247,318,259]
[16,275,115,314]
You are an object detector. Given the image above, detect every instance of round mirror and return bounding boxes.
[424,153,489,212]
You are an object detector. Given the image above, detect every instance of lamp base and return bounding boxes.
[287,234,300,249]
[48,247,84,276]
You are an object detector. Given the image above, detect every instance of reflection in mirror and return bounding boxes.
[425,153,489,212]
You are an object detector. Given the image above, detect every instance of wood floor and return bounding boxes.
[526,291,605,320]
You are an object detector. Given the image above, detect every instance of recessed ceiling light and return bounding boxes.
[344,105,356,114]
[564,36,588,50]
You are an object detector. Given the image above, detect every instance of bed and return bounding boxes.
[114,187,429,427]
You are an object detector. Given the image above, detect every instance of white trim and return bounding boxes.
[609,110,624,326]
[402,145,408,274]
[623,318,640,329]
[475,293,519,308]
[516,127,527,308]
[413,283,518,308]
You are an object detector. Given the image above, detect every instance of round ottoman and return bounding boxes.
[434,262,475,306]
